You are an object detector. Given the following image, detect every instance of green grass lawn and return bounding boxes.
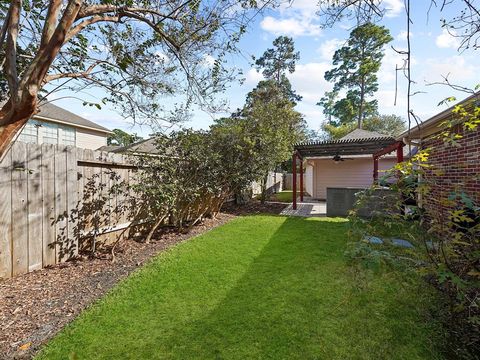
[271,190,293,202]
[258,190,293,202]
[37,216,444,360]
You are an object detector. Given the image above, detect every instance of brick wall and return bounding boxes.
[422,123,480,219]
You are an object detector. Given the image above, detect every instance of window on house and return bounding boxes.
[17,120,39,144]
[42,122,59,144]
[61,126,76,146]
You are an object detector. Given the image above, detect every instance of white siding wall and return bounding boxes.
[305,164,314,196]
[76,128,107,150]
[312,157,397,199]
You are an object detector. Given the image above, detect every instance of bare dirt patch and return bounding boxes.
[0,213,234,360]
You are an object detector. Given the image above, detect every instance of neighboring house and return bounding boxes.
[399,92,480,215]
[112,137,159,154]
[16,102,112,150]
[303,129,409,200]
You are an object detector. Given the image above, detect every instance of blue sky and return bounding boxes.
[49,0,480,137]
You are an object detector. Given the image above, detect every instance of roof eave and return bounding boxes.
[32,114,113,134]
[397,92,480,141]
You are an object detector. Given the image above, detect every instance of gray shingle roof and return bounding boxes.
[97,145,122,152]
[36,102,111,133]
[114,138,159,154]
[339,128,390,140]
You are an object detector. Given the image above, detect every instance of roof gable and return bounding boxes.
[340,128,390,140]
[35,102,111,133]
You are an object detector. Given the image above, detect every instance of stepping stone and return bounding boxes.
[391,238,414,248]
[364,235,383,244]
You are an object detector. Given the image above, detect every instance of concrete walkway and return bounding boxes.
[280,199,326,217]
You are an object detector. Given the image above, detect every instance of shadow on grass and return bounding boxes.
[160,217,440,360]
[160,217,348,359]
[38,216,443,360]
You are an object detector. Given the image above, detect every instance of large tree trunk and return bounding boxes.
[0,97,38,159]
[260,172,269,204]
[358,76,365,129]
[0,0,84,160]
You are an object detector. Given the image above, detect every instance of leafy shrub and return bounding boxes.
[348,100,480,359]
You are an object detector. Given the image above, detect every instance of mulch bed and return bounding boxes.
[0,213,235,360]
[221,200,287,216]
[0,201,287,360]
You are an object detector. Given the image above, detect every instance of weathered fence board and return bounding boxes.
[11,142,28,276]
[0,149,12,278]
[283,173,306,191]
[27,143,43,272]
[251,172,283,195]
[66,146,78,258]
[0,142,134,279]
[42,144,56,266]
[54,145,67,262]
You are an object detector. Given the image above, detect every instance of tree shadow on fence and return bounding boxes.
[52,169,138,262]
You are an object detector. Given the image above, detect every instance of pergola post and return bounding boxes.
[292,152,297,210]
[299,159,304,202]
[373,156,379,182]
[396,143,404,163]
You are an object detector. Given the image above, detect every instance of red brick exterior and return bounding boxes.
[422,124,480,219]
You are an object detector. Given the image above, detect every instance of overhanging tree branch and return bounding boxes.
[44,60,107,83]
[5,0,21,100]
[40,0,62,48]
[65,15,121,43]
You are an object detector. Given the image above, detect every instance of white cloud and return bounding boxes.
[203,54,216,68]
[245,68,264,85]
[376,89,406,110]
[154,51,170,64]
[287,62,332,104]
[424,55,477,82]
[260,16,322,37]
[378,47,402,84]
[378,46,418,85]
[383,0,404,18]
[296,104,326,129]
[395,30,412,42]
[317,38,343,61]
[435,29,460,49]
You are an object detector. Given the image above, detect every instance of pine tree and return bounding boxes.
[321,23,392,128]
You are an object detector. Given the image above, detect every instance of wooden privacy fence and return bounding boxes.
[283,173,306,191]
[0,142,135,279]
[251,172,283,195]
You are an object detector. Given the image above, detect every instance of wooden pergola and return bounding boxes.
[292,136,404,209]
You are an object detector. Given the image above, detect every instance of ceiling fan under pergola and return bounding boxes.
[332,154,354,163]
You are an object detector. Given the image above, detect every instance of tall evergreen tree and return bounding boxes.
[254,36,302,103]
[320,23,392,128]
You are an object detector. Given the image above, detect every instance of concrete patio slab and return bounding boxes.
[280,200,326,217]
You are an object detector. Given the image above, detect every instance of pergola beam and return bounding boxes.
[373,141,404,158]
[296,139,398,158]
[293,136,403,208]
[372,141,405,181]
